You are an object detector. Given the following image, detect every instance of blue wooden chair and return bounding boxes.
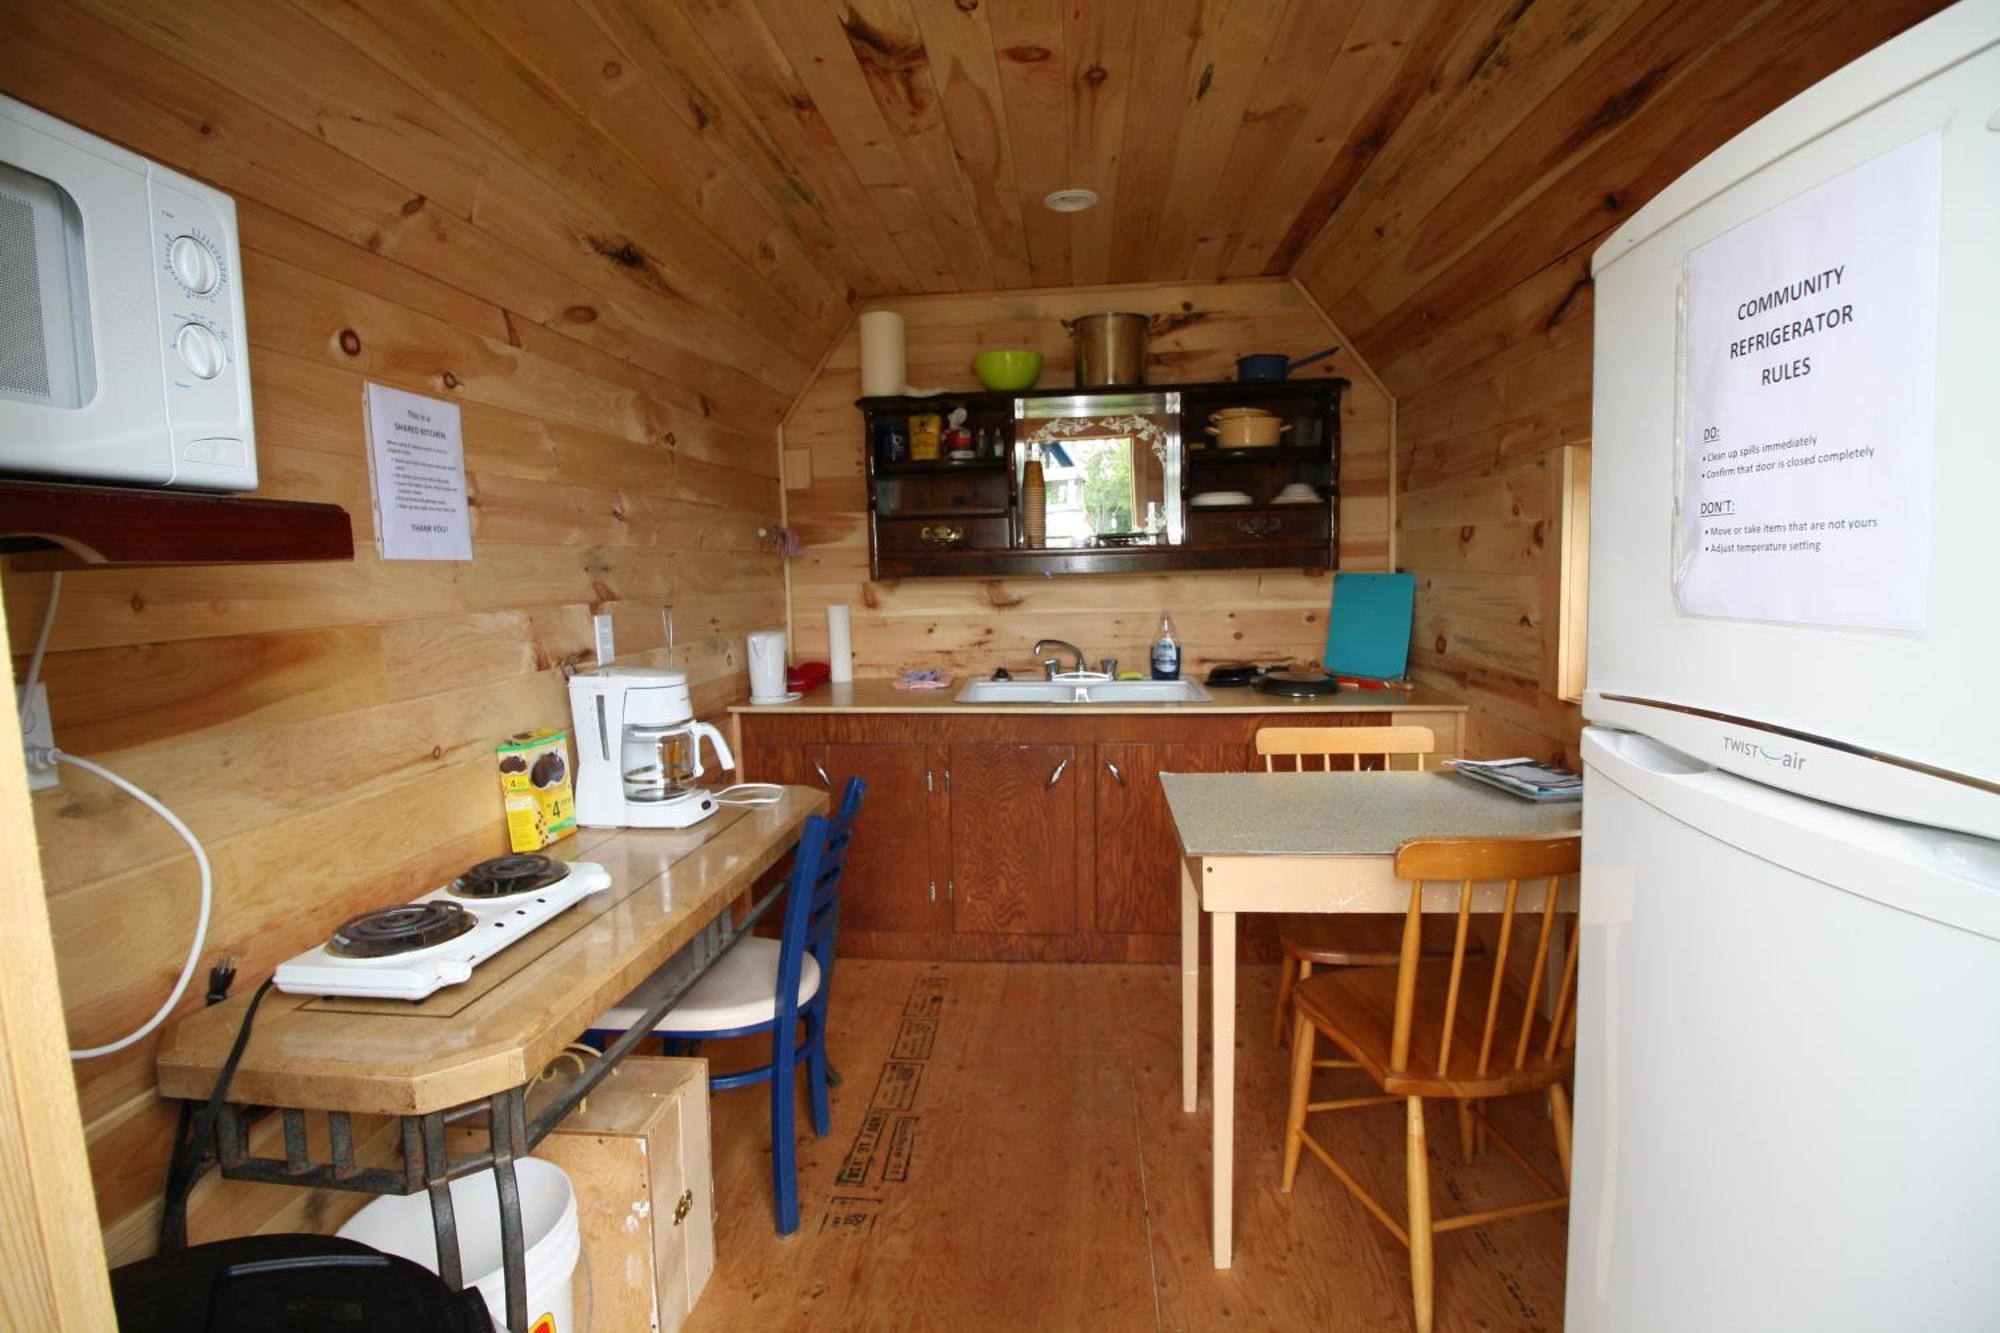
[591,777,864,1234]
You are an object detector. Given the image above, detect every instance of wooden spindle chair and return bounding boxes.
[1258,726,1471,1049]
[1280,835,1580,1333]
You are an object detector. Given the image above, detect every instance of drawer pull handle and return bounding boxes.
[1105,759,1125,786]
[1046,756,1069,788]
[813,761,831,787]
[1237,516,1283,539]
[673,1188,693,1226]
[920,523,967,547]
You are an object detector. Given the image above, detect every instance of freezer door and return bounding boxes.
[1586,12,2000,789]
[1571,726,2000,1332]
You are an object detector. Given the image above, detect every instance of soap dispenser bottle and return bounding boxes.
[1150,612,1181,681]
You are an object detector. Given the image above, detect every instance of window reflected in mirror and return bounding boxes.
[1018,412,1181,547]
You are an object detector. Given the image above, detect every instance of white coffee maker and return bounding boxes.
[568,667,735,829]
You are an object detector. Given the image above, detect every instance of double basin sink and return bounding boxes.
[955,677,1212,705]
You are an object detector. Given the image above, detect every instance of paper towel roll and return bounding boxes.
[858,311,906,398]
[827,604,854,683]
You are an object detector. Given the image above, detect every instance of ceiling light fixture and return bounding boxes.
[1044,188,1099,213]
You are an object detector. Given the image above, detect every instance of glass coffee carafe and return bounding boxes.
[620,719,733,804]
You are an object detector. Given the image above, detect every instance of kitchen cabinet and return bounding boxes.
[948,744,1079,935]
[733,695,1466,962]
[857,377,1342,580]
[1094,743,1248,935]
[819,742,947,935]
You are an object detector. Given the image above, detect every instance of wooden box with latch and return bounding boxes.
[529,1054,716,1333]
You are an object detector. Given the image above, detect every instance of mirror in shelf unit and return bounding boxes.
[1014,390,1181,550]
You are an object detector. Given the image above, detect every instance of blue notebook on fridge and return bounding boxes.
[1323,572,1415,680]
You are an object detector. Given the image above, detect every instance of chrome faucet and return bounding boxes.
[1033,638,1086,679]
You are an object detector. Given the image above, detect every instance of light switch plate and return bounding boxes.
[16,682,57,791]
[592,612,616,666]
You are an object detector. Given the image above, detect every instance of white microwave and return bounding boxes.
[0,93,255,491]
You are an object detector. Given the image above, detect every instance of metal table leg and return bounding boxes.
[490,1087,530,1333]
[419,1112,464,1290]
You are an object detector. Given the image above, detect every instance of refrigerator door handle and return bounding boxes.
[1584,728,2000,940]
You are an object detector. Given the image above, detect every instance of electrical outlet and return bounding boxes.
[592,612,616,666]
[15,682,58,791]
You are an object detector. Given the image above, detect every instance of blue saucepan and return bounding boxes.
[1235,345,1341,382]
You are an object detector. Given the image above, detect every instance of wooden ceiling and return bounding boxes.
[626,0,1945,313]
[2,0,1950,389]
[676,0,1476,293]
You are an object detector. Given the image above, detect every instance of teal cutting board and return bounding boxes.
[1323,572,1415,679]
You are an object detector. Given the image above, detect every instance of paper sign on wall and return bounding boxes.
[1675,131,1940,630]
[364,382,473,561]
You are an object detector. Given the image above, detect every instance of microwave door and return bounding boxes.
[0,160,94,413]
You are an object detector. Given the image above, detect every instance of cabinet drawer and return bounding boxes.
[876,514,1011,553]
[1188,506,1330,546]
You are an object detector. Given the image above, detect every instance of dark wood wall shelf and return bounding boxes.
[859,376,1345,580]
[0,479,355,568]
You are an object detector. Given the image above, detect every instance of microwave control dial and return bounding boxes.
[168,234,221,295]
[174,323,226,380]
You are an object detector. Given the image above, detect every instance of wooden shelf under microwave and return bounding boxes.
[0,478,355,568]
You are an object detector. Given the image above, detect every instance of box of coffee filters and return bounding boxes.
[496,728,576,852]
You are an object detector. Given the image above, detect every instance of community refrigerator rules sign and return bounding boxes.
[1675,130,1940,631]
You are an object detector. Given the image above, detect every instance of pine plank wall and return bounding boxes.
[784,279,1392,676]
[0,2,815,1260]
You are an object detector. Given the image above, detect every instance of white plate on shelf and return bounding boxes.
[1190,491,1254,508]
[749,692,803,705]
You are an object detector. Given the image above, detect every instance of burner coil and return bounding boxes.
[329,902,477,958]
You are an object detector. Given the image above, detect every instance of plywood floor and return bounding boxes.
[688,961,1569,1332]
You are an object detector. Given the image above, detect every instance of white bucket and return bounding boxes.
[339,1156,580,1332]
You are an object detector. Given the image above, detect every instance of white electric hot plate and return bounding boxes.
[273,855,613,1001]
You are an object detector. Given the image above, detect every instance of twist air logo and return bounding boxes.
[1722,735,1808,771]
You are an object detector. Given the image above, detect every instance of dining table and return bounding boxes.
[1162,768,1582,1269]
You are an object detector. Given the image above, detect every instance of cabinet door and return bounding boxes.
[1095,743,1247,934]
[738,735,821,787]
[948,743,1079,934]
[821,743,943,935]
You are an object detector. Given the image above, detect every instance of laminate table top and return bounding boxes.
[1161,770,1580,858]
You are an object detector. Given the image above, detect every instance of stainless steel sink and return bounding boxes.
[956,678,1212,705]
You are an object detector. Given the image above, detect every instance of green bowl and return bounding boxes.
[973,349,1044,391]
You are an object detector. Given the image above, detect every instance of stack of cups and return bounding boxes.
[1022,451,1046,547]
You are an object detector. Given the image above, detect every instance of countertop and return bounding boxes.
[156,788,826,1116]
[1162,770,1580,857]
[730,677,1467,716]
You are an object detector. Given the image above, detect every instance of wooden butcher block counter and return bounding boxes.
[157,787,826,1117]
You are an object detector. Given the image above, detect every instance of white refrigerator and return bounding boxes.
[1572,4,2000,1330]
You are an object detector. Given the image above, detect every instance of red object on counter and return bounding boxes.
[788,661,831,692]
[1331,674,1414,691]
